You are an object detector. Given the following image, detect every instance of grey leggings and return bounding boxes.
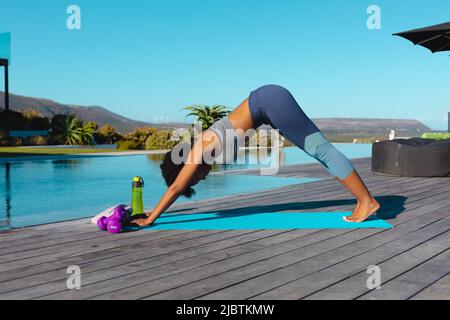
[249,85,355,179]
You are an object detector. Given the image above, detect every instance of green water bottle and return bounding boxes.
[131,176,145,216]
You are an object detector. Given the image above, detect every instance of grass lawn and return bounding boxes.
[0,147,119,158]
[422,132,450,140]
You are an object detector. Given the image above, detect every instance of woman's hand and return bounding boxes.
[132,217,154,227]
[145,211,153,218]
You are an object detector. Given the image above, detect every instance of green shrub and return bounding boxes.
[85,121,99,131]
[126,127,158,149]
[421,132,450,140]
[21,109,50,130]
[0,137,23,147]
[117,140,139,151]
[0,109,51,131]
[0,110,26,131]
[145,130,178,151]
[0,131,23,146]
[24,136,48,146]
[47,134,65,145]
[94,125,123,144]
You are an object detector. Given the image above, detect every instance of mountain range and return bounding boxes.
[0,92,186,133]
[0,92,431,135]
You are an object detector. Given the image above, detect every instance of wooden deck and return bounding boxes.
[0,157,449,300]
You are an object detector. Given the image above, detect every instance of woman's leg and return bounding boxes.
[249,85,380,222]
[338,171,380,222]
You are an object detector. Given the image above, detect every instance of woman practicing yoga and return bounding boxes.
[133,85,380,227]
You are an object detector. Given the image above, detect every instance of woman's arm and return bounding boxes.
[133,131,218,227]
[133,160,200,227]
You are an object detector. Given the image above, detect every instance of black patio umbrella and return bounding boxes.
[394,21,450,53]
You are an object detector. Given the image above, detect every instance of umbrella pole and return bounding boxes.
[1,59,9,138]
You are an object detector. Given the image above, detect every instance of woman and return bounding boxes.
[133,85,380,227]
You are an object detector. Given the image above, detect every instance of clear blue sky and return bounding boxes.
[0,0,449,129]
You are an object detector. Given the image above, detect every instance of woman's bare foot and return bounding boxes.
[352,201,360,215]
[344,198,381,223]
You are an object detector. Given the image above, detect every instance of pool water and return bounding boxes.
[0,157,316,229]
[0,144,372,229]
[219,144,372,171]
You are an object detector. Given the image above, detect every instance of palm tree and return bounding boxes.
[54,115,81,145]
[79,124,96,146]
[53,114,94,146]
[183,105,230,130]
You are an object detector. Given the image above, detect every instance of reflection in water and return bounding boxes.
[52,159,83,169]
[146,148,287,173]
[147,154,165,162]
[1,163,11,228]
[220,148,286,172]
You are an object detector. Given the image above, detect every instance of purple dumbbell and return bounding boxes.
[106,219,123,234]
[97,205,127,234]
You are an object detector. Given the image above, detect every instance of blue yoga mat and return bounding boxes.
[127,212,393,230]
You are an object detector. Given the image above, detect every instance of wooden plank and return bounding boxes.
[186,170,446,210]
[0,228,170,256]
[2,174,436,298]
[358,248,450,300]
[144,209,450,300]
[0,230,291,295]
[410,273,450,300]
[184,181,450,234]
[0,229,196,283]
[0,228,196,264]
[248,214,450,301]
[0,161,375,245]
[80,199,450,300]
[0,219,96,245]
[0,161,436,246]
[302,230,450,300]
[0,170,432,258]
[0,158,448,300]
[241,215,450,300]
[2,174,446,298]
[0,230,226,273]
[0,169,436,282]
[27,178,446,300]
[0,230,298,294]
[202,169,425,203]
[176,165,413,210]
[183,174,444,218]
[194,179,442,218]
[40,229,354,300]
[4,230,318,299]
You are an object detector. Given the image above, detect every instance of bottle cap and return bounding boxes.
[133,176,145,187]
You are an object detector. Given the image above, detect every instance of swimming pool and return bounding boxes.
[0,144,372,229]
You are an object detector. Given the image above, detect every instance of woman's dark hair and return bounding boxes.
[160,143,196,198]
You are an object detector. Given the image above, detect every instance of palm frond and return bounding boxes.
[182,104,231,129]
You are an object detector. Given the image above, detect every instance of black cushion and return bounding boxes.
[372,138,450,177]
